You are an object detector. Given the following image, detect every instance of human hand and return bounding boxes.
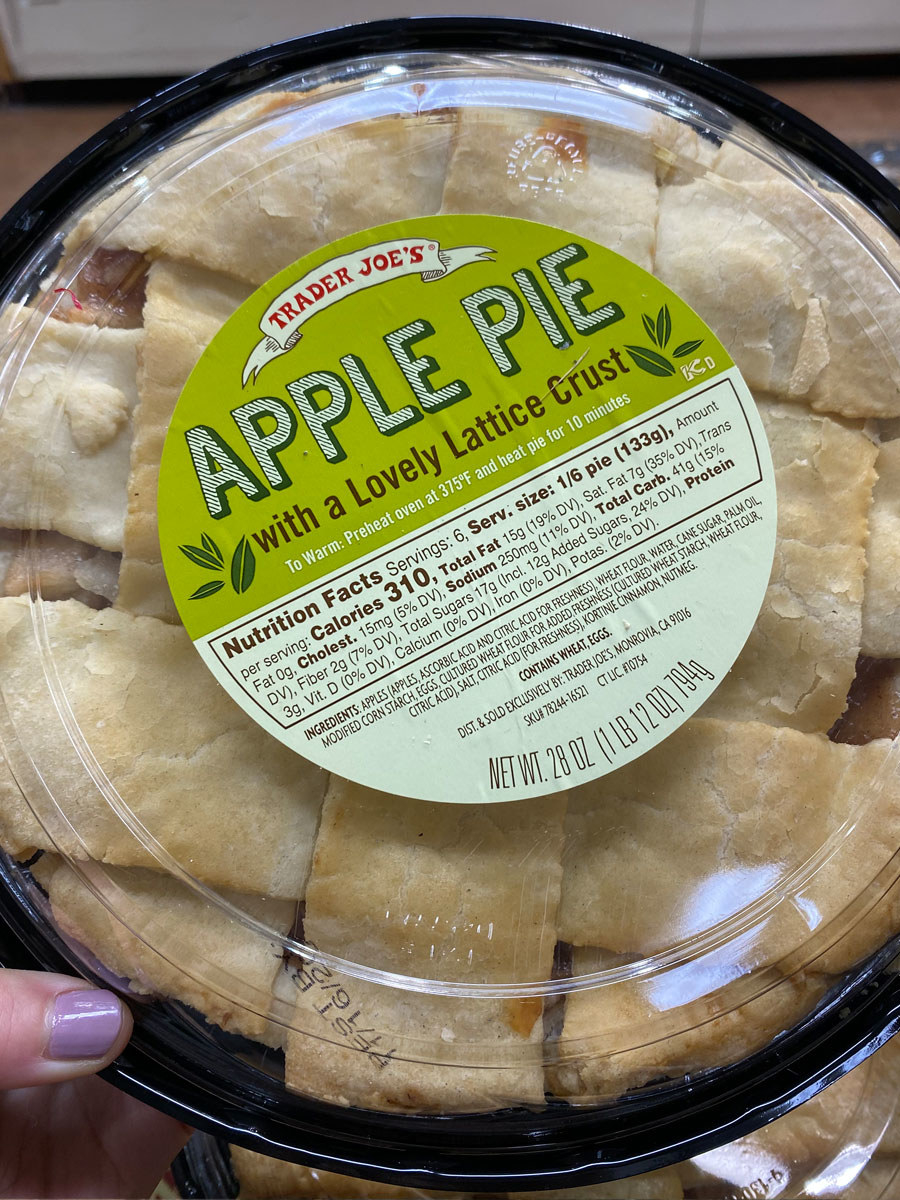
[0,969,191,1199]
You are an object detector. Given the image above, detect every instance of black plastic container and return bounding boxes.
[2,18,900,1192]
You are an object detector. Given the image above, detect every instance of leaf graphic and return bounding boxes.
[190,579,225,600]
[656,304,672,348]
[673,338,704,358]
[201,532,224,567]
[625,345,677,377]
[641,313,657,345]
[231,536,256,594]
[180,543,223,571]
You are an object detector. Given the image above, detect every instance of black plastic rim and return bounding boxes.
[2,16,900,1191]
[3,872,900,1193]
[172,1134,240,1200]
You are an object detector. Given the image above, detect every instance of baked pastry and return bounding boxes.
[281,777,565,1111]
[115,258,251,623]
[0,596,326,895]
[34,855,294,1046]
[0,305,141,550]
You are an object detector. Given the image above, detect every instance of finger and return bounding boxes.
[0,1075,192,1199]
[0,969,132,1089]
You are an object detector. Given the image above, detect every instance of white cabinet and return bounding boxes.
[698,0,900,57]
[0,0,696,80]
[1,0,899,81]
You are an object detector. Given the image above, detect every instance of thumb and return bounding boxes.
[0,969,132,1089]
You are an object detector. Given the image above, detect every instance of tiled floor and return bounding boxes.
[1,75,899,217]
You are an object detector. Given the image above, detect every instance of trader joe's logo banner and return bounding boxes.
[242,237,495,384]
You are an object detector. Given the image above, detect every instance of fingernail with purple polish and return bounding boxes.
[48,990,123,1060]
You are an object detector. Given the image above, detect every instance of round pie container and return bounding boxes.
[170,1027,900,1198]
[2,17,900,1193]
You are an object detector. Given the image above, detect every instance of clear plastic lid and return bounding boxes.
[1,18,900,1188]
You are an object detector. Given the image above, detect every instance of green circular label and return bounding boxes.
[158,215,776,802]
